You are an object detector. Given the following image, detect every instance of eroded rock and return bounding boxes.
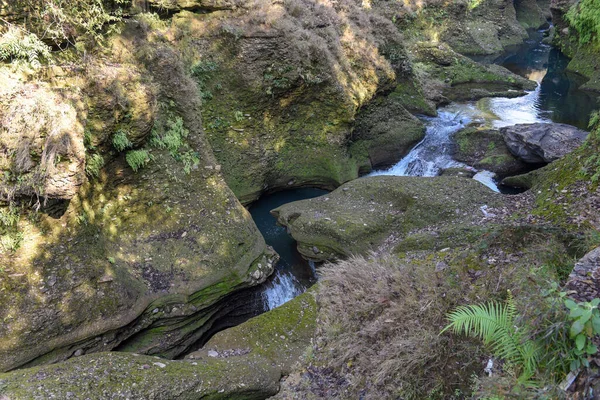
[501,123,589,164]
[272,176,504,261]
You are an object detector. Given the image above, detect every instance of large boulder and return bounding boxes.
[0,352,280,400]
[453,126,529,177]
[272,175,504,262]
[187,289,317,376]
[501,123,589,164]
[0,290,318,399]
[0,35,274,372]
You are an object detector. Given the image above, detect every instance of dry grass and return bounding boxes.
[0,74,85,201]
[311,254,484,399]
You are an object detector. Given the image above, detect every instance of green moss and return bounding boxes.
[198,289,318,374]
[273,176,503,261]
[453,127,526,176]
[0,352,281,399]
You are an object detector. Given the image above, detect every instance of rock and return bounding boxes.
[272,176,503,261]
[0,352,280,399]
[440,168,476,178]
[187,289,318,376]
[564,247,600,303]
[501,123,589,164]
[0,44,275,372]
[350,96,425,170]
[453,127,529,177]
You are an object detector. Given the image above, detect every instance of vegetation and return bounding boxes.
[125,149,152,172]
[444,288,600,395]
[112,130,133,152]
[0,26,51,68]
[0,205,22,253]
[85,153,105,178]
[566,0,600,45]
[443,295,540,382]
[149,116,200,174]
[24,0,131,45]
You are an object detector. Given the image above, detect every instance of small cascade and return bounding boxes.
[248,188,326,312]
[261,270,306,310]
[370,104,484,178]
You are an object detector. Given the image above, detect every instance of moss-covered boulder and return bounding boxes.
[453,126,529,177]
[0,351,280,400]
[0,29,275,372]
[350,96,425,171]
[410,42,537,103]
[187,289,317,376]
[169,3,409,203]
[383,0,528,56]
[0,290,318,399]
[272,175,504,261]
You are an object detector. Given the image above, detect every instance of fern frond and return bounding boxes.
[442,297,540,380]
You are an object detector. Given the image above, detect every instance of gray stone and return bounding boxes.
[501,123,589,164]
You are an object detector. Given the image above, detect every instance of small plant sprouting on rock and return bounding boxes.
[234,111,244,122]
[0,205,23,253]
[85,153,105,178]
[190,60,218,100]
[149,116,199,174]
[112,130,133,152]
[125,150,152,172]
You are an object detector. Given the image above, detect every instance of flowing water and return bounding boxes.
[370,28,599,189]
[249,188,327,310]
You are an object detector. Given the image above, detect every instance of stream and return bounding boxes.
[249,28,598,311]
[250,188,327,310]
[371,28,598,189]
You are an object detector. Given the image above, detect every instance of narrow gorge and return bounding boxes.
[0,0,599,398]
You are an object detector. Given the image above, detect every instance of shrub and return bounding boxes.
[24,0,131,45]
[0,27,51,68]
[125,149,152,172]
[566,0,600,45]
[310,254,481,399]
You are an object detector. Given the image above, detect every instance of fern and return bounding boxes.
[112,130,133,152]
[125,149,152,172]
[0,27,50,68]
[85,153,105,178]
[566,0,600,45]
[442,296,540,381]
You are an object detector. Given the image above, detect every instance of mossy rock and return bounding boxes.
[0,32,274,372]
[187,288,318,375]
[411,42,536,103]
[0,351,280,400]
[272,175,504,261]
[350,96,425,170]
[453,126,529,177]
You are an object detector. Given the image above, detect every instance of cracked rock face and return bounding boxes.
[501,123,589,164]
[565,247,600,303]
